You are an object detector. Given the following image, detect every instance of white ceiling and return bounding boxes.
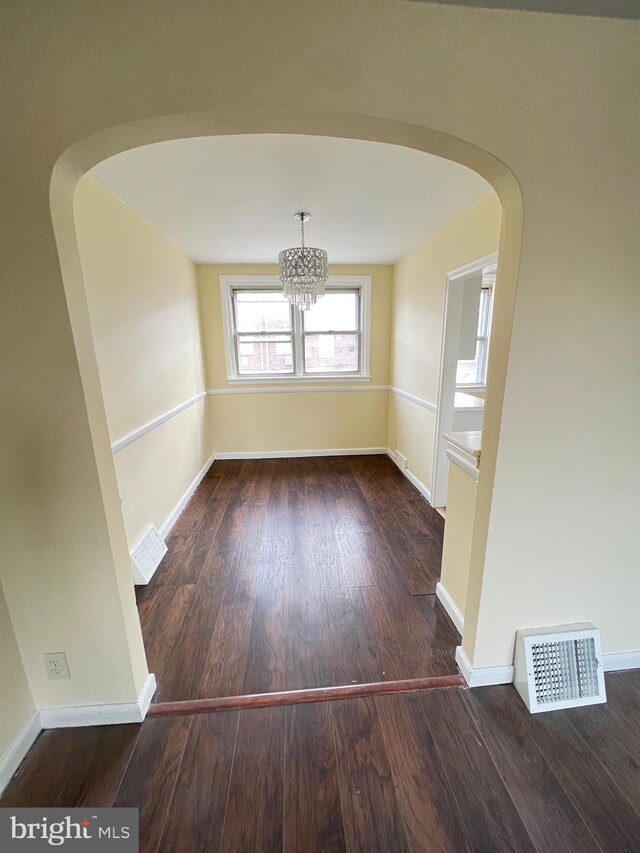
[91,134,491,265]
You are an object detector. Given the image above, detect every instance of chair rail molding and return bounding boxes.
[208,384,388,395]
[110,386,439,455]
[388,386,438,413]
[111,392,207,453]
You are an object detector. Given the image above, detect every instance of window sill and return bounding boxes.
[226,374,372,385]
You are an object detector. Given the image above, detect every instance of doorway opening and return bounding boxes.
[432,253,498,511]
[51,112,522,706]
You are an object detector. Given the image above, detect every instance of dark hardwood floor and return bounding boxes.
[3,673,639,851]
[136,455,457,702]
[5,455,638,849]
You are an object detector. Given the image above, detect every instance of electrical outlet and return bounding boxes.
[43,652,70,680]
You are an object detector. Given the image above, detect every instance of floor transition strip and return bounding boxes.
[148,675,466,717]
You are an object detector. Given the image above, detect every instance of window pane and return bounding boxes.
[304,333,359,373]
[456,339,486,385]
[478,288,491,336]
[303,291,358,332]
[235,290,291,332]
[237,334,294,375]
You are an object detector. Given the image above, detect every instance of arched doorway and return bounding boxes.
[50,110,523,699]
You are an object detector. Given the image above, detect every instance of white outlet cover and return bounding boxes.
[43,652,70,680]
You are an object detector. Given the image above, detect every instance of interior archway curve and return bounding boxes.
[50,107,523,670]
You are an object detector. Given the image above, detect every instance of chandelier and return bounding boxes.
[278,212,328,311]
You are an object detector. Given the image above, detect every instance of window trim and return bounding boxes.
[219,275,372,383]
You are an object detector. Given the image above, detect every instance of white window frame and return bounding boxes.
[219,275,371,383]
[455,273,495,391]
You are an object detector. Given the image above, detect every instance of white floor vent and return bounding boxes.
[514,623,606,713]
[130,525,167,585]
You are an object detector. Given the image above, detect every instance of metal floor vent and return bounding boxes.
[130,525,167,585]
[514,623,606,713]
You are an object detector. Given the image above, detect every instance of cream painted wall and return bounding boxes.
[197,264,392,452]
[210,391,388,452]
[113,399,210,541]
[75,175,211,545]
[1,2,638,729]
[388,193,501,493]
[0,583,35,767]
[440,464,478,618]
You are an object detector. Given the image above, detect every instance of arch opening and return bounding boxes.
[50,109,524,694]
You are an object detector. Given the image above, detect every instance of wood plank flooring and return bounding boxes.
[136,455,457,702]
[4,673,639,852]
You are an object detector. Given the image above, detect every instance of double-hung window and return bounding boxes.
[234,290,294,376]
[220,276,371,381]
[456,276,495,388]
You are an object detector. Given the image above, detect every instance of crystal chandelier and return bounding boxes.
[278,212,328,311]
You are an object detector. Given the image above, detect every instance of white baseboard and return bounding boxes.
[137,672,157,717]
[455,645,639,688]
[1,675,157,794]
[39,673,157,730]
[213,447,387,460]
[603,650,640,672]
[386,449,432,504]
[159,454,215,539]
[0,711,41,796]
[455,646,514,687]
[436,582,464,636]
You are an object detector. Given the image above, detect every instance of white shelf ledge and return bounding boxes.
[444,430,481,480]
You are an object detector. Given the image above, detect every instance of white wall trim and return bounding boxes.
[209,384,388,396]
[446,252,499,282]
[0,712,41,797]
[108,385,436,455]
[455,646,514,687]
[455,646,639,689]
[388,386,437,413]
[111,391,207,453]
[137,672,157,717]
[436,582,464,635]
[603,650,640,672]
[1,675,158,793]
[385,448,432,504]
[404,468,432,504]
[110,387,389,455]
[39,674,157,730]
[159,453,215,539]
[213,447,386,460]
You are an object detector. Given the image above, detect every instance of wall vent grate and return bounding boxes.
[130,525,167,585]
[514,623,606,713]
